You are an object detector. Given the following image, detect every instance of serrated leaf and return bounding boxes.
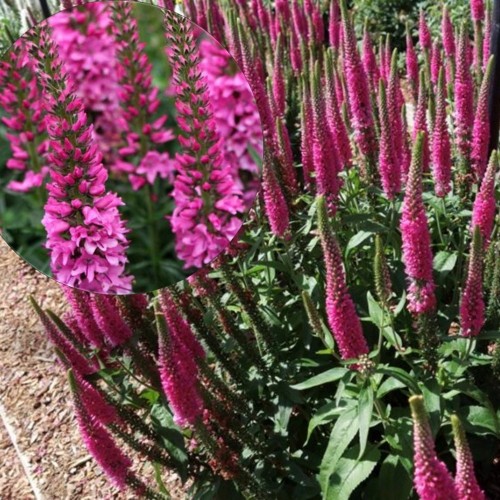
[367,291,385,328]
[323,444,380,499]
[377,376,406,398]
[318,407,358,494]
[306,402,355,444]
[378,455,412,500]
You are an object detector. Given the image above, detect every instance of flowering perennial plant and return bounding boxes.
[31,0,500,499]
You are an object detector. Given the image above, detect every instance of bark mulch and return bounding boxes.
[0,238,186,499]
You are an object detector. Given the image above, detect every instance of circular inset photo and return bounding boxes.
[0,1,263,294]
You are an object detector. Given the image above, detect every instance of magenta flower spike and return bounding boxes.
[471,57,494,180]
[472,151,498,245]
[159,289,205,361]
[157,303,205,428]
[291,0,307,41]
[262,146,290,237]
[49,3,124,163]
[273,36,286,117]
[73,371,119,426]
[0,39,49,193]
[112,2,175,190]
[362,26,380,88]
[451,415,486,500]
[413,72,430,172]
[388,50,405,166]
[470,0,485,22]
[431,69,452,197]
[164,11,246,269]
[91,295,133,348]
[317,196,369,363]
[28,24,133,293]
[442,6,456,59]
[63,287,105,349]
[339,0,377,160]
[406,26,419,101]
[409,396,459,500]
[401,132,436,315]
[431,42,443,87]
[460,226,485,337]
[329,0,341,49]
[377,81,401,199]
[325,51,352,168]
[454,25,474,161]
[300,76,315,186]
[31,298,98,376]
[418,11,432,51]
[310,64,342,213]
[69,371,133,490]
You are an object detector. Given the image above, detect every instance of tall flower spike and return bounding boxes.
[300,76,315,186]
[401,132,436,314]
[164,10,245,269]
[329,0,341,50]
[262,144,290,238]
[340,0,377,165]
[431,42,443,87]
[325,50,352,168]
[0,39,49,193]
[68,370,133,490]
[451,415,486,500]
[442,6,456,59]
[406,24,419,101]
[471,57,494,180]
[272,35,286,117]
[472,151,498,245]
[454,24,474,162]
[29,24,133,293]
[418,11,432,51]
[413,71,430,172]
[111,2,175,190]
[362,24,380,88]
[156,300,204,427]
[460,226,485,337]
[310,63,342,213]
[483,5,491,70]
[431,68,452,197]
[91,295,133,348]
[388,49,405,166]
[471,0,485,21]
[374,235,393,305]
[316,196,369,363]
[377,80,401,199]
[409,396,459,500]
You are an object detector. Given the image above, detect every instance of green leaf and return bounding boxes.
[433,251,458,273]
[323,444,380,499]
[377,376,406,398]
[358,385,374,458]
[290,367,349,390]
[419,379,442,438]
[376,366,419,394]
[346,231,372,255]
[377,455,413,500]
[318,407,358,494]
[366,291,385,328]
[306,402,355,444]
[459,406,499,436]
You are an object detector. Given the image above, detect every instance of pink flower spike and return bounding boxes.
[377,80,401,199]
[419,11,432,50]
[262,146,289,237]
[471,151,498,246]
[317,196,369,364]
[401,132,436,315]
[471,57,494,180]
[451,415,486,500]
[460,226,485,337]
[413,72,430,172]
[409,396,459,500]
[431,70,452,197]
[442,6,456,58]
[470,0,485,22]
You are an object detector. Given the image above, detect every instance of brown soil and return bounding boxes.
[0,238,186,499]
